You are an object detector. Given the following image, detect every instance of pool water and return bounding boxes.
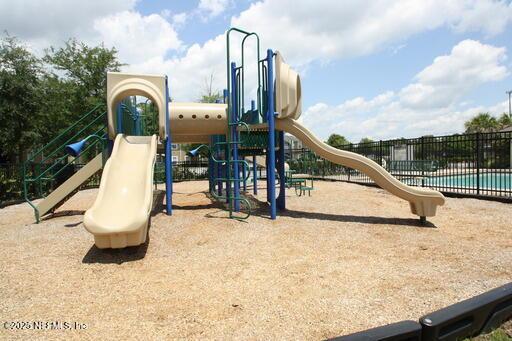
[425,173,512,190]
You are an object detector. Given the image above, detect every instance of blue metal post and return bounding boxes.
[164,76,173,215]
[251,99,256,124]
[266,151,270,201]
[107,139,114,157]
[266,49,277,219]
[242,158,247,192]
[277,130,286,210]
[131,97,141,136]
[223,89,229,202]
[252,154,257,195]
[116,103,123,134]
[208,137,213,193]
[135,111,141,136]
[231,63,240,212]
[250,100,257,195]
[216,136,223,196]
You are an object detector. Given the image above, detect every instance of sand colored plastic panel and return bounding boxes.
[107,72,167,139]
[84,134,157,249]
[275,51,302,120]
[169,102,228,143]
[275,118,445,217]
[36,153,103,218]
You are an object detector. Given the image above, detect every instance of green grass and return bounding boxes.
[467,320,512,341]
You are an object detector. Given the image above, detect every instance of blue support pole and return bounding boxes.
[242,157,247,192]
[135,110,141,136]
[252,154,257,195]
[267,49,277,220]
[131,97,140,136]
[116,103,123,134]
[107,139,114,157]
[230,63,240,212]
[223,89,229,202]
[208,137,213,193]
[277,130,286,210]
[251,99,256,122]
[250,99,257,195]
[215,135,223,196]
[266,151,270,202]
[164,76,173,215]
[224,144,229,204]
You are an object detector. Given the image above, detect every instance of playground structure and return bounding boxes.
[23,27,445,248]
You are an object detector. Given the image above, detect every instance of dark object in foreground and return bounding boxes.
[420,282,512,340]
[327,320,421,341]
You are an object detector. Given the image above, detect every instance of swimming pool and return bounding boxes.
[425,173,511,190]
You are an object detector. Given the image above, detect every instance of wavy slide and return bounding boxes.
[275,118,445,218]
[84,134,157,248]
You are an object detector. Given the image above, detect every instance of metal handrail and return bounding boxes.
[26,104,103,162]
[35,113,105,166]
[28,126,106,183]
[23,123,106,222]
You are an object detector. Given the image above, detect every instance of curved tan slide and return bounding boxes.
[275,118,445,217]
[84,134,157,248]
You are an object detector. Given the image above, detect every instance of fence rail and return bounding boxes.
[285,131,512,199]
[2,131,511,206]
[1,160,212,206]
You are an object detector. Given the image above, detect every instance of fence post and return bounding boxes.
[421,136,425,187]
[476,132,480,195]
[379,140,383,166]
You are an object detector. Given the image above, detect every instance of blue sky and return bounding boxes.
[1,0,511,141]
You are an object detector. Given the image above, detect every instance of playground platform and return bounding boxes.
[0,180,510,339]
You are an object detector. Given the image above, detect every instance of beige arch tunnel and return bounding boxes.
[107,72,228,143]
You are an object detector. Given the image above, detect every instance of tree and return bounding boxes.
[0,35,44,162]
[199,73,222,103]
[44,38,124,112]
[185,74,223,158]
[464,113,498,133]
[497,113,512,130]
[359,137,374,144]
[326,134,349,149]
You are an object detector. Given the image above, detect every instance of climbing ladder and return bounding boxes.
[209,27,286,220]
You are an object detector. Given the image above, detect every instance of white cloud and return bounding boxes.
[1,0,511,111]
[172,12,189,28]
[93,11,181,64]
[0,0,136,53]
[126,34,227,101]
[231,0,512,67]
[139,0,512,102]
[451,0,512,36]
[399,39,508,108]
[198,0,230,19]
[302,40,509,141]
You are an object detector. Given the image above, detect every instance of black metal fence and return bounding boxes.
[0,162,103,207]
[0,160,211,207]
[286,131,512,199]
[154,160,210,183]
[2,131,511,206]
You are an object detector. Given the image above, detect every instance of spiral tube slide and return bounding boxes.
[275,118,445,218]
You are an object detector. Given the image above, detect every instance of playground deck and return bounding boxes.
[0,180,511,340]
